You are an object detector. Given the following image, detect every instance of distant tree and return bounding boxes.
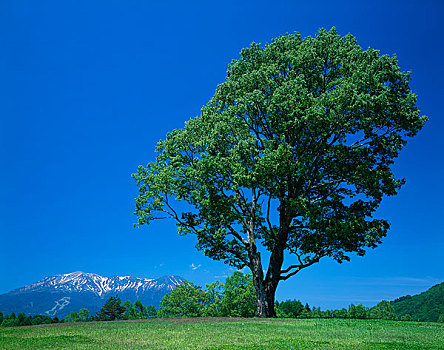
[158,281,206,317]
[321,309,333,318]
[52,316,59,324]
[1,318,18,327]
[438,314,444,323]
[276,299,303,318]
[348,304,357,319]
[333,308,348,319]
[220,272,256,317]
[400,314,413,321]
[0,311,3,325]
[64,311,80,323]
[145,305,157,319]
[17,312,31,326]
[369,300,397,320]
[393,295,412,303]
[96,295,125,321]
[133,27,426,317]
[134,300,145,319]
[202,280,223,317]
[123,300,136,320]
[1,313,19,327]
[299,309,311,319]
[311,306,321,318]
[299,304,312,319]
[355,303,368,319]
[30,315,42,325]
[79,308,90,322]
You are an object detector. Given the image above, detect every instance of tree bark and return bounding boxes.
[249,251,268,317]
[249,247,284,318]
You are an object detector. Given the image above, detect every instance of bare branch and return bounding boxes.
[279,267,303,280]
[226,223,248,246]
[279,256,321,280]
[162,196,201,235]
[266,195,276,237]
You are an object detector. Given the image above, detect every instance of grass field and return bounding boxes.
[0,318,443,349]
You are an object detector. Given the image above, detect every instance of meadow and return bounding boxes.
[0,317,443,350]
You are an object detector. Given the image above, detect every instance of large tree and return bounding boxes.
[133,28,426,317]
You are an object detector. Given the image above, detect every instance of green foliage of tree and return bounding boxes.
[438,314,444,323]
[276,299,303,318]
[333,308,348,319]
[79,308,90,322]
[1,318,19,327]
[369,300,397,320]
[311,306,322,318]
[391,282,444,322]
[321,309,333,318]
[157,272,256,318]
[220,272,256,317]
[400,314,413,321]
[31,315,52,325]
[145,305,157,319]
[64,311,81,323]
[297,303,311,319]
[158,281,206,317]
[202,280,224,317]
[348,303,368,319]
[17,312,32,326]
[0,312,55,327]
[133,27,426,317]
[96,295,125,321]
[0,311,3,325]
[134,300,145,318]
[122,300,136,320]
[299,309,312,319]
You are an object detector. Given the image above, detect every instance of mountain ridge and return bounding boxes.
[0,271,183,318]
[391,281,444,322]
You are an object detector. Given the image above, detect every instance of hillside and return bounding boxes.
[391,281,444,322]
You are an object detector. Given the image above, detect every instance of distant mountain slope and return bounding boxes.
[391,281,444,322]
[0,271,183,318]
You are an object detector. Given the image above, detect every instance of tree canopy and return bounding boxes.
[133,27,426,317]
[96,296,125,321]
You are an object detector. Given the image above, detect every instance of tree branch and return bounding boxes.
[279,256,321,280]
[266,194,276,237]
[226,223,248,246]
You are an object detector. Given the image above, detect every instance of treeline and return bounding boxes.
[65,296,158,322]
[2,272,444,327]
[276,299,415,321]
[65,271,256,321]
[0,312,58,327]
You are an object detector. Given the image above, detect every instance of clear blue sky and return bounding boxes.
[1,0,443,309]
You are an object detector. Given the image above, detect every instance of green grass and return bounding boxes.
[0,318,443,349]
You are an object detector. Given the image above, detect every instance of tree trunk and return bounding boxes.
[246,201,286,318]
[251,269,279,318]
[249,250,281,318]
[248,251,271,317]
[265,283,277,317]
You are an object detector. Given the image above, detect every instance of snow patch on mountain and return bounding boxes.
[45,297,71,316]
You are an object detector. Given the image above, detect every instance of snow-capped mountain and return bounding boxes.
[0,272,183,318]
[11,271,182,296]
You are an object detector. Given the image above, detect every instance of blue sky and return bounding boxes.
[1,0,443,309]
